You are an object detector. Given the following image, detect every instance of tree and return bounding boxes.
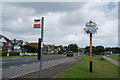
[85,45,105,55]
[24,45,38,53]
[68,44,78,52]
[85,46,96,55]
[85,46,90,53]
[96,46,105,54]
[105,47,120,53]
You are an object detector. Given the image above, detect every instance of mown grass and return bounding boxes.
[56,55,119,78]
[107,55,120,62]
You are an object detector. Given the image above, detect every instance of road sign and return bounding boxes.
[34,24,41,28]
[34,19,40,22]
[84,20,98,34]
[84,20,98,72]
[34,19,41,29]
[84,27,98,34]
[85,20,97,27]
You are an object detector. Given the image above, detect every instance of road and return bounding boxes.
[2,56,67,69]
[2,55,77,79]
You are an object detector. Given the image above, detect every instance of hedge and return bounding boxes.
[2,51,8,56]
[9,52,20,56]
[2,51,20,56]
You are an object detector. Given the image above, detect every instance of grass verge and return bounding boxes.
[55,55,119,78]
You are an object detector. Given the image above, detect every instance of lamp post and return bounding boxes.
[84,20,98,72]
[75,34,79,56]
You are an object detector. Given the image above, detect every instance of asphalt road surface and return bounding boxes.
[2,55,76,79]
[2,56,67,69]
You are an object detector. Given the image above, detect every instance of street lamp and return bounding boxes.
[75,34,79,56]
[84,20,98,72]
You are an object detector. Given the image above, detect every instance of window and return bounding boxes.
[8,43,11,46]
[3,42,5,45]
[0,42,2,46]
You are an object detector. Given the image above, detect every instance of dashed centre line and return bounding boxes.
[22,64,27,66]
[9,66,17,68]
[32,63,35,64]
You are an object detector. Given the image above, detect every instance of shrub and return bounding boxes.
[9,52,20,56]
[2,51,8,56]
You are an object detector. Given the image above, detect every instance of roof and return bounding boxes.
[11,39,23,44]
[27,43,38,47]
[0,34,12,43]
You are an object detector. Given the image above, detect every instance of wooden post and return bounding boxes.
[90,33,92,72]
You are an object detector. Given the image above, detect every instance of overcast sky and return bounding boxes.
[1,2,118,47]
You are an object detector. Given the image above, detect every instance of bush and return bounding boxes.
[2,51,8,56]
[9,52,20,56]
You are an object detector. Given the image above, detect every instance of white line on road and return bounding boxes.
[24,60,29,61]
[22,64,27,66]
[0,62,6,63]
[9,66,17,68]
[32,63,35,64]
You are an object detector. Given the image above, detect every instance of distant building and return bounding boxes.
[43,44,55,54]
[11,39,26,52]
[26,43,66,54]
[0,34,13,52]
[104,51,112,55]
[27,43,38,47]
[0,34,26,52]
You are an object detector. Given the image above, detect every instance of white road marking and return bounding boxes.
[9,66,17,68]
[32,63,35,64]
[24,60,29,61]
[22,64,27,66]
[0,62,6,63]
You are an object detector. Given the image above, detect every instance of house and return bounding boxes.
[27,43,56,54]
[0,34,13,52]
[26,43,65,55]
[104,51,113,55]
[43,44,56,55]
[11,39,26,52]
[27,43,38,47]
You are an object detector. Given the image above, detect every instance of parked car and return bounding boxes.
[116,53,120,56]
[62,52,67,54]
[66,51,73,57]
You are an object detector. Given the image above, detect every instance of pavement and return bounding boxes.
[7,58,83,80]
[103,56,120,67]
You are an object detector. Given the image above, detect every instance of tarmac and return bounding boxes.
[7,57,83,80]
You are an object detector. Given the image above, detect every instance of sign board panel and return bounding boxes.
[34,19,41,29]
[34,24,41,28]
[84,27,98,34]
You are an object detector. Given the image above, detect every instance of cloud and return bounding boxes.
[1,2,118,47]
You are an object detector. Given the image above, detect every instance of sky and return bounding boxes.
[1,2,119,48]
